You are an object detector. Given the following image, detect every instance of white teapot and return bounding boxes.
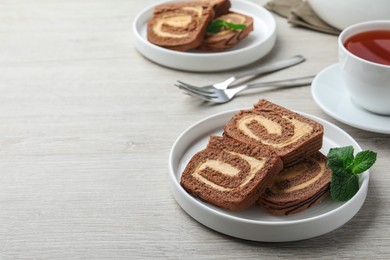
[308,0,390,30]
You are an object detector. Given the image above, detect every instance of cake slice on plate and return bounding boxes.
[224,99,324,167]
[180,136,283,211]
[147,1,215,51]
[198,11,254,52]
[258,152,332,215]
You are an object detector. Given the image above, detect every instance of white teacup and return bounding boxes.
[338,20,390,115]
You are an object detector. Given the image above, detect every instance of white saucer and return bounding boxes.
[311,64,390,134]
[168,109,368,242]
[133,0,276,72]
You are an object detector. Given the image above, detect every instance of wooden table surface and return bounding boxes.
[0,0,389,258]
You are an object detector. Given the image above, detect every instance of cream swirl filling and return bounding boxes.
[182,6,203,17]
[153,15,192,38]
[192,151,265,191]
[270,160,325,194]
[237,115,313,148]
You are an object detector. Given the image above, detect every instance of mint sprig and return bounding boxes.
[207,19,246,34]
[327,146,377,201]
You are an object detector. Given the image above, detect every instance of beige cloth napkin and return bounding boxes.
[264,0,341,35]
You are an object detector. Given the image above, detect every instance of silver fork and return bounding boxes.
[177,55,305,91]
[176,75,315,103]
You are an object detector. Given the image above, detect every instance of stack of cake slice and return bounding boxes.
[180,99,332,215]
[147,0,253,52]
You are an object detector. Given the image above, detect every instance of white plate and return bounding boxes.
[311,64,390,134]
[168,109,369,242]
[133,0,276,72]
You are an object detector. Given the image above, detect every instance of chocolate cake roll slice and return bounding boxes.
[224,99,324,167]
[180,136,283,211]
[199,0,231,16]
[258,152,331,215]
[147,1,215,51]
[198,12,254,52]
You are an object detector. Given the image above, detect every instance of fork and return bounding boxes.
[176,75,315,103]
[177,55,305,91]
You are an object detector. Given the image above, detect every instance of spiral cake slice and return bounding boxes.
[258,152,331,215]
[224,99,324,167]
[147,1,215,51]
[198,11,254,52]
[180,136,283,211]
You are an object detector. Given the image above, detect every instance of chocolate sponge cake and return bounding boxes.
[180,136,283,211]
[198,12,254,52]
[199,0,231,16]
[224,99,324,167]
[147,1,215,51]
[258,152,332,215]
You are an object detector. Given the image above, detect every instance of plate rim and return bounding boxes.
[132,0,276,71]
[311,63,390,134]
[168,109,369,241]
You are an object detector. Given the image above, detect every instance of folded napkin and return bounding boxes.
[264,0,340,35]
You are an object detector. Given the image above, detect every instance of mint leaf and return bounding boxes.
[327,146,377,202]
[207,19,225,34]
[327,146,354,174]
[225,21,246,30]
[352,150,377,174]
[207,19,246,34]
[330,170,360,201]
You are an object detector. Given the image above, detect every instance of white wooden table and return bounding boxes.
[0,0,389,258]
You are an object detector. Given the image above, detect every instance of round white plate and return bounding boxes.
[311,64,390,134]
[133,0,276,72]
[168,109,369,242]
